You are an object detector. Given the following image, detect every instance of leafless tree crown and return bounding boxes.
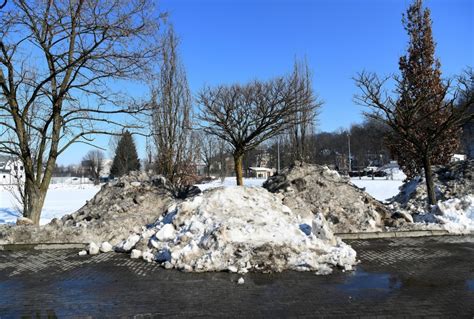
[198,71,318,185]
[151,25,197,185]
[0,0,163,223]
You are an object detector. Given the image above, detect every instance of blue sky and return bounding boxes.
[58,0,473,165]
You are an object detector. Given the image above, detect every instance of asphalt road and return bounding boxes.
[0,235,473,318]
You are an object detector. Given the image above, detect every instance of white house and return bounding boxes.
[249,167,274,179]
[452,154,467,162]
[0,156,25,186]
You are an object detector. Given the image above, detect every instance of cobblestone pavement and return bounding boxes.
[0,236,473,318]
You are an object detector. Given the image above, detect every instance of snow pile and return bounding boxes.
[116,187,356,274]
[413,195,474,234]
[388,160,473,231]
[263,163,393,233]
[390,160,473,213]
[0,171,174,245]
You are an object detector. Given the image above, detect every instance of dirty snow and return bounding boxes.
[389,160,473,233]
[114,186,357,274]
[413,195,474,234]
[263,164,393,233]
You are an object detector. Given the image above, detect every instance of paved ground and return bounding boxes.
[0,236,473,318]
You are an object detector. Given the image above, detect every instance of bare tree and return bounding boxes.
[199,132,219,177]
[288,58,322,163]
[82,150,104,185]
[0,0,163,224]
[151,25,194,185]
[354,0,473,205]
[198,72,315,186]
[218,138,229,182]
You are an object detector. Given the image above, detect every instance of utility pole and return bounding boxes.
[277,138,281,174]
[347,132,351,172]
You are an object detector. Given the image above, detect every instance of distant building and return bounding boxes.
[0,156,25,185]
[194,161,207,176]
[451,154,467,162]
[249,167,274,179]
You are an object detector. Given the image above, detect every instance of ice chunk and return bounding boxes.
[88,242,99,255]
[312,213,335,244]
[100,241,113,253]
[156,224,176,241]
[115,234,141,252]
[78,250,87,256]
[131,249,142,259]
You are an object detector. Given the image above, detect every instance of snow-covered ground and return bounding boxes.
[350,178,404,202]
[0,184,100,225]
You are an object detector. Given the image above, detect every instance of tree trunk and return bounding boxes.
[23,184,46,225]
[234,152,244,186]
[423,156,437,206]
[21,154,56,225]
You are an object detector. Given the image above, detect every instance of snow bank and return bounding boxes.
[388,160,474,232]
[117,187,357,274]
[263,163,393,233]
[390,160,473,212]
[414,195,474,234]
[0,171,173,245]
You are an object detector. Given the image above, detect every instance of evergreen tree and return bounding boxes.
[355,0,473,205]
[110,131,141,177]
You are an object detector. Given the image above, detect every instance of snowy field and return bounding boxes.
[350,177,404,202]
[0,184,100,225]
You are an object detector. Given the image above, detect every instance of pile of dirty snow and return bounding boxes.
[263,163,393,233]
[412,195,474,234]
[388,160,474,232]
[390,160,473,212]
[0,171,175,245]
[107,187,356,274]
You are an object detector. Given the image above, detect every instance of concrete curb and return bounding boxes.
[0,243,87,251]
[335,229,465,240]
[1,231,472,250]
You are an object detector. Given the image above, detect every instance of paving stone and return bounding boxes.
[0,236,473,317]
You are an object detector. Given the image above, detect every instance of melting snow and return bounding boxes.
[414,195,474,234]
[114,186,357,274]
